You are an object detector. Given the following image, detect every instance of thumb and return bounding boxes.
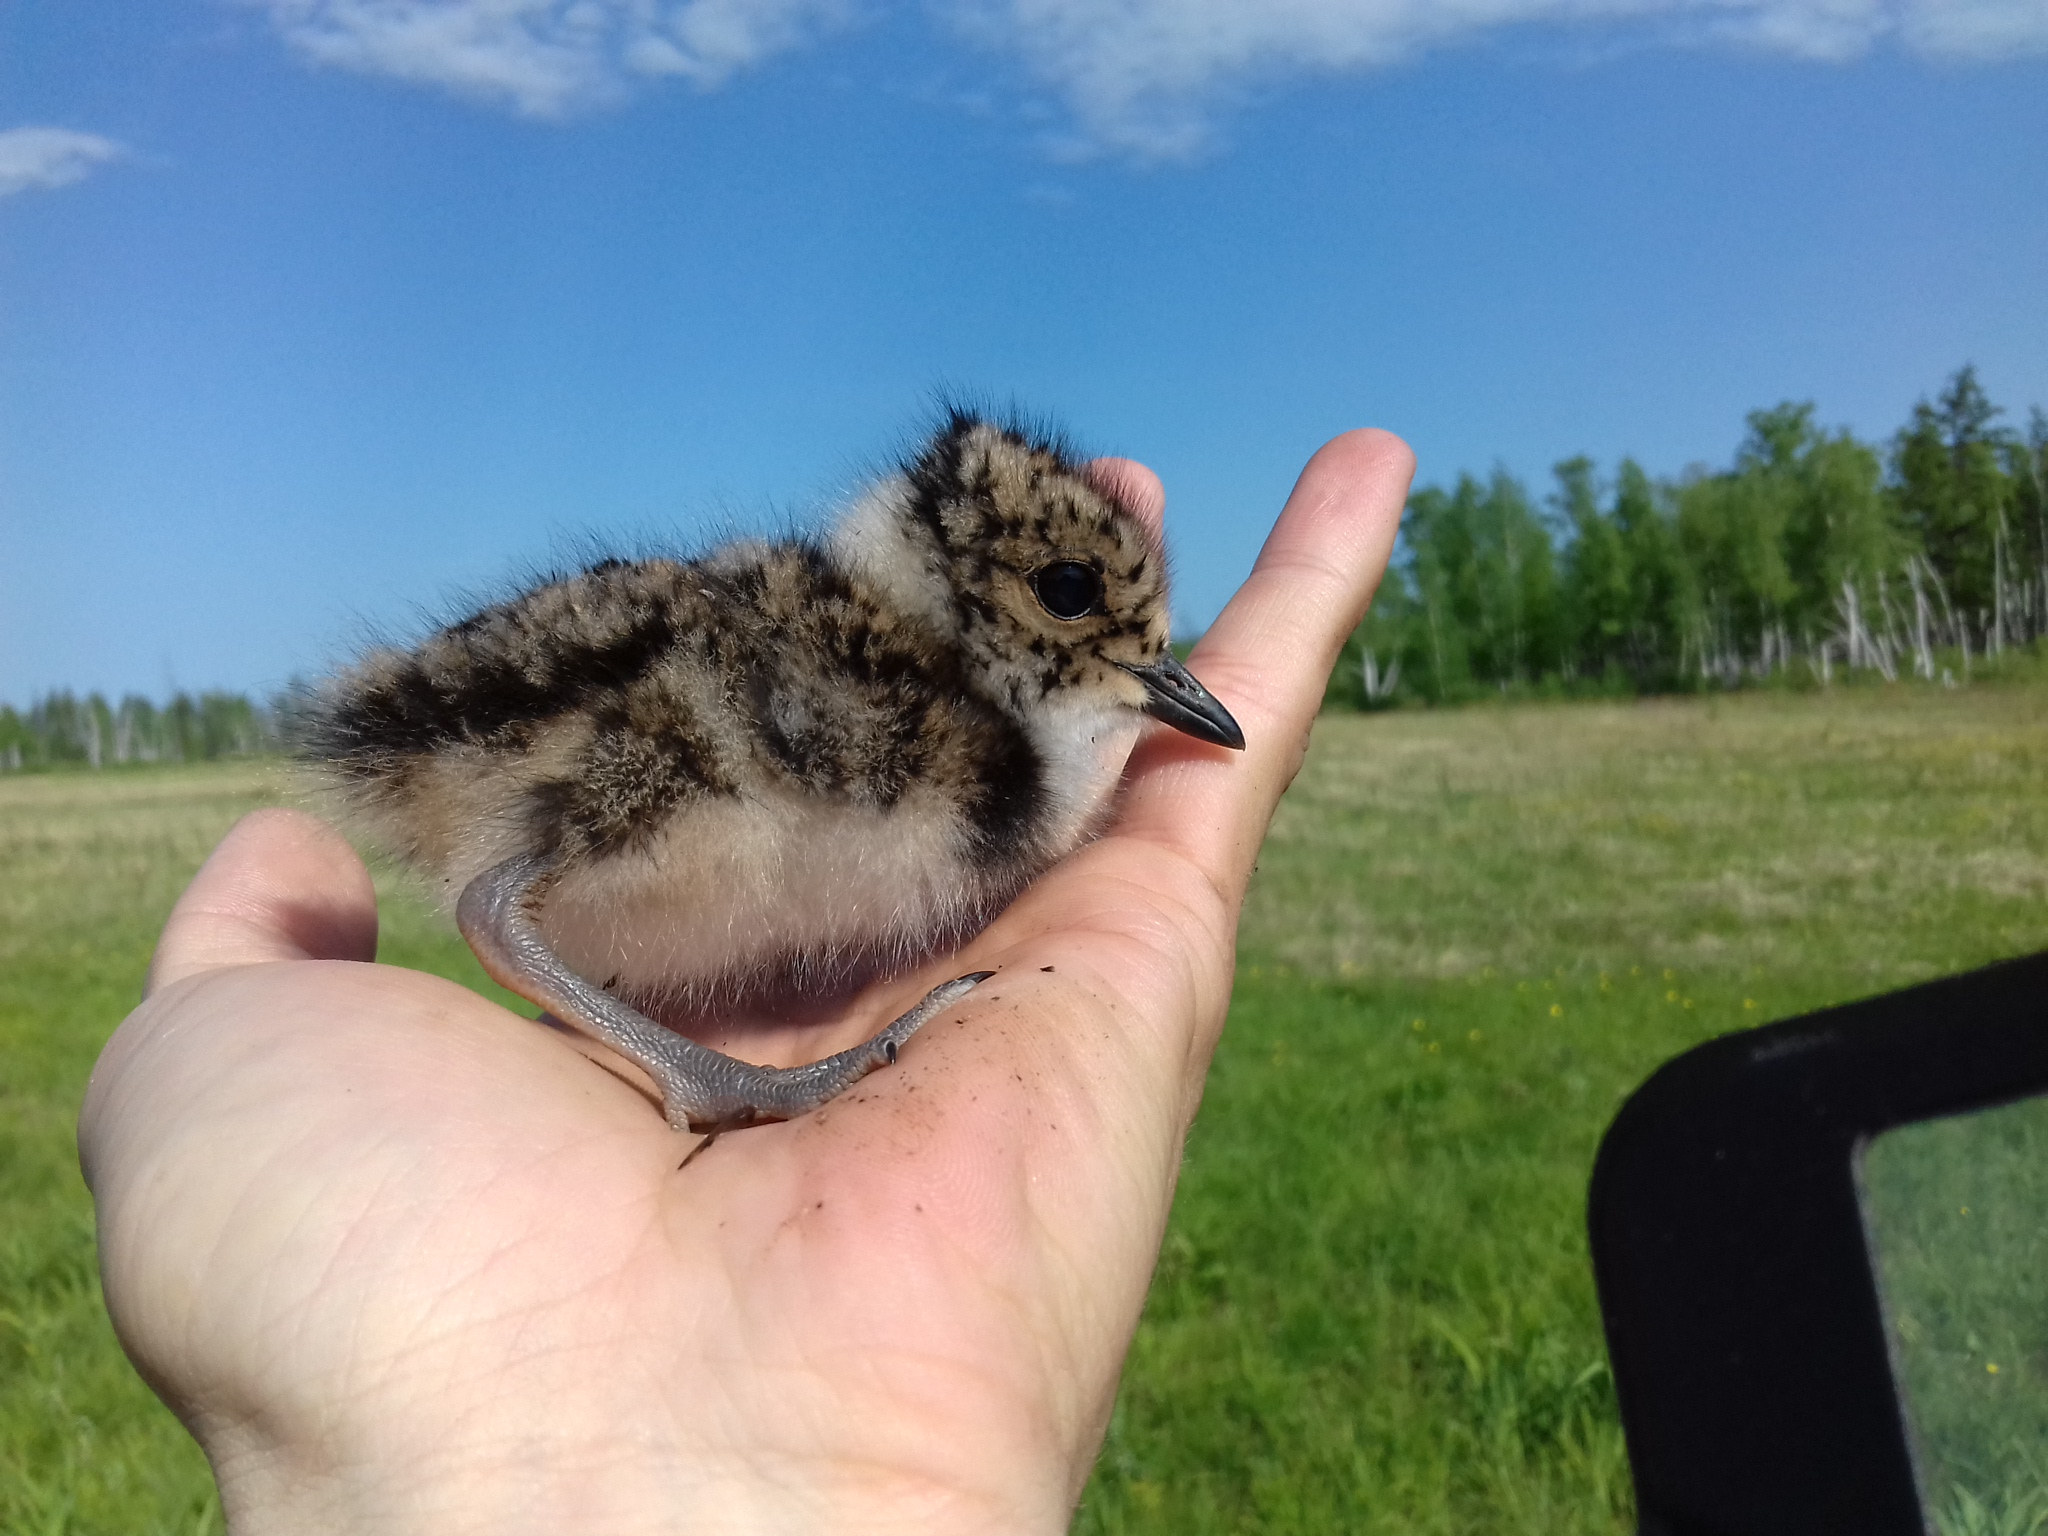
[145,808,379,994]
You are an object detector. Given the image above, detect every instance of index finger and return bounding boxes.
[1115,428,1413,892]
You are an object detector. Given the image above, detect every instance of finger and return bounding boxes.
[145,808,379,995]
[1085,457,1165,538]
[1116,428,1413,890]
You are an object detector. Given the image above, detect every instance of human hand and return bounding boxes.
[79,430,1412,1535]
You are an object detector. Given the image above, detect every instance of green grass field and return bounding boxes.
[1866,1098,2048,1535]
[4,685,2046,1533]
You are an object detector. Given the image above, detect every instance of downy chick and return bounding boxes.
[302,411,1244,1133]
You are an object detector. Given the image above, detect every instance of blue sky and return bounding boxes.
[3,0,2044,704]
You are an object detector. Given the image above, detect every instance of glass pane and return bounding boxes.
[1862,1097,2048,1536]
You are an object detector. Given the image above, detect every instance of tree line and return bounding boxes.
[8,366,2041,768]
[1330,366,2048,708]
[0,691,283,772]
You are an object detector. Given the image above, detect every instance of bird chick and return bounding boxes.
[302,411,1244,1133]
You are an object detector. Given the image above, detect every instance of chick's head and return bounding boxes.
[907,414,1170,717]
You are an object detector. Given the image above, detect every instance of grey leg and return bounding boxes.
[457,853,990,1134]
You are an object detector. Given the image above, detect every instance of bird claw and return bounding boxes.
[670,970,993,1134]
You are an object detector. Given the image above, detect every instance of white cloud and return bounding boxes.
[1899,0,2048,59]
[946,0,1679,154]
[239,0,2048,148]
[245,0,855,117]
[0,127,126,199]
[942,0,2048,154]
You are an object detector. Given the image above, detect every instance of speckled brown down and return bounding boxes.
[300,411,1244,1133]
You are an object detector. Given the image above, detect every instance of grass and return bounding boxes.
[1244,687,2048,991]
[1866,1099,2048,1535]
[3,684,2046,1533]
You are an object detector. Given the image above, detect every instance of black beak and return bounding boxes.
[1119,653,1245,751]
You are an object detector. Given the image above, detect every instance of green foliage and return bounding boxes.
[1397,471,1564,701]
[2007,409,2048,577]
[1894,367,2016,619]
[1344,367,2045,708]
[0,692,282,773]
[1556,455,1633,679]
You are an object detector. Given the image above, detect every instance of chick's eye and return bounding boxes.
[1032,561,1103,621]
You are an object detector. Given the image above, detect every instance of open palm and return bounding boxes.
[80,430,1411,1535]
